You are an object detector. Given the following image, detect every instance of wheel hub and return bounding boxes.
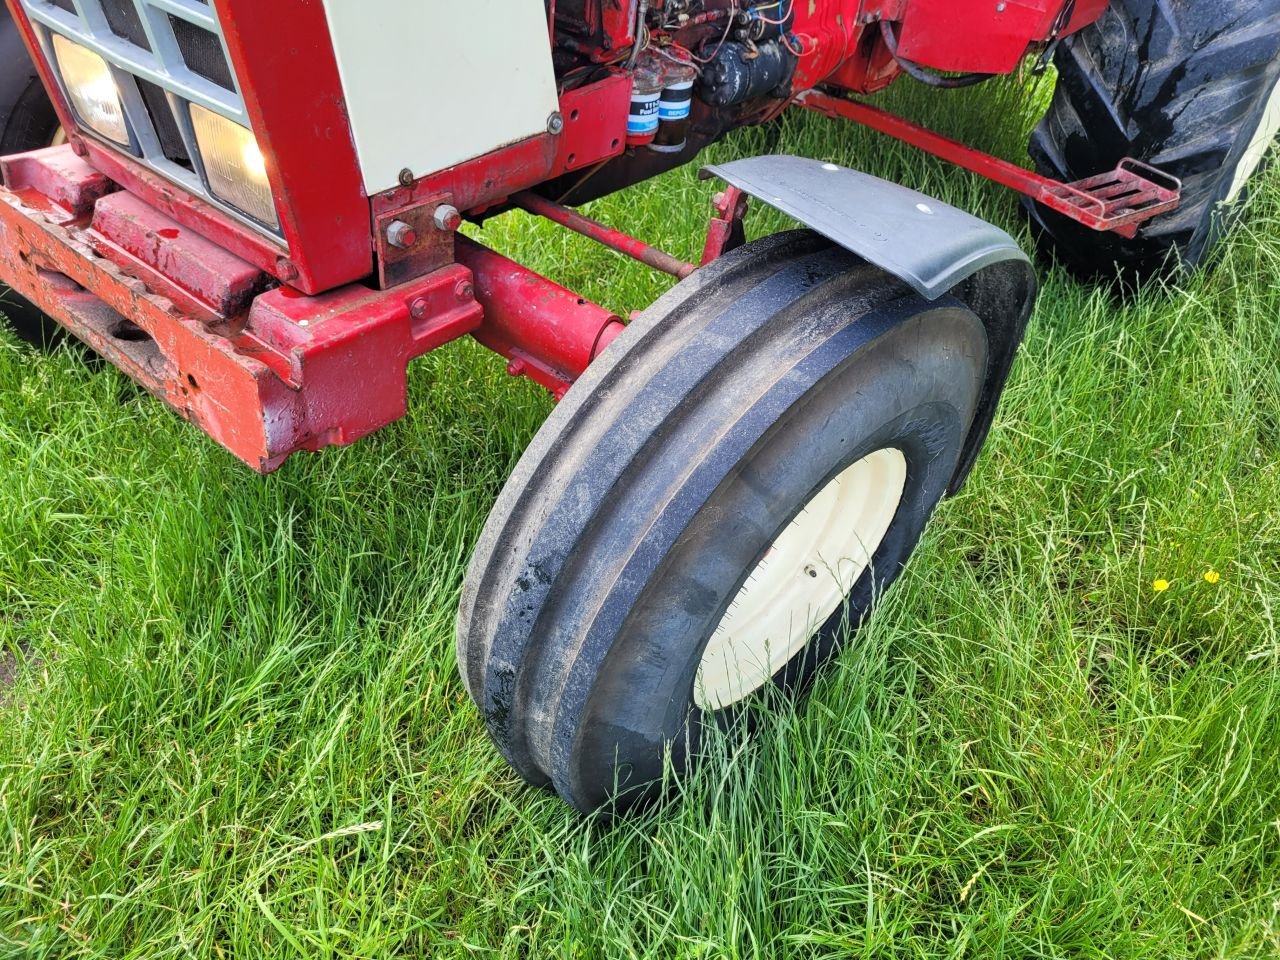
[694,446,907,711]
[1228,78,1280,203]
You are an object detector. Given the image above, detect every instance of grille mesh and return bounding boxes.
[135,78,192,168]
[18,0,272,235]
[169,16,234,91]
[101,0,150,50]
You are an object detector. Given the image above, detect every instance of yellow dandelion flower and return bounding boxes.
[1152,579,1170,592]
[1203,569,1221,584]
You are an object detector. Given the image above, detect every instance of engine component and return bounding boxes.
[652,55,696,153]
[733,2,793,43]
[698,39,796,107]
[627,58,664,145]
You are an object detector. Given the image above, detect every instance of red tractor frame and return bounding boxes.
[0,0,1180,470]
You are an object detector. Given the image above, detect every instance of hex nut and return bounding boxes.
[386,219,417,249]
[433,205,462,232]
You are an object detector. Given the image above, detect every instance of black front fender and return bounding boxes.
[702,154,1037,493]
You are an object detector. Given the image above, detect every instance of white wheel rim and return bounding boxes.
[1227,77,1280,203]
[694,447,907,711]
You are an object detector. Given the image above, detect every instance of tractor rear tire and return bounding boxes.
[1,8,65,347]
[456,230,989,813]
[1027,0,1280,280]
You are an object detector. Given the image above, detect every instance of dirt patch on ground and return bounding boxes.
[0,642,31,705]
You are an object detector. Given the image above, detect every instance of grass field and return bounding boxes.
[1,74,1278,959]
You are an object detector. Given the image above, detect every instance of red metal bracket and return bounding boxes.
[700,185,748,265]
[797,89,1181,237]
[0,147,636,463]
[373,192,457,289]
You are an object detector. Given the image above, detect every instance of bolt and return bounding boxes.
[398,167,414,187]
[712,191,726,206]
[507,358,526,376]
[70,137,87,157]
[409,297,429,320]
[546,111,564,135]
[276,258,298,281]
[433,204,462,231]
[454,279,474,301]
[386,219,417,249]
[995,1,1006,9]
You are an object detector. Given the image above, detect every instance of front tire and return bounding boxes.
[1,8,64,346]
[1027,0,1280,279]
[456,231,990,812]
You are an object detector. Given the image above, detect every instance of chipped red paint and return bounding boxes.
[0,148,478,471]
[89,191,267,316]
[79,140,295,282]
[370,134,558,221]
[1,149,630,465]
[0,146,114,213]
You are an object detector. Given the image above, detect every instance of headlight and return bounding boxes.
[189,104,278,228]
[51,34,128,146]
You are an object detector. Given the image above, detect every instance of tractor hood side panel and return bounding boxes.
[320,0,561,196]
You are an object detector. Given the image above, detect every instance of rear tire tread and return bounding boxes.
[1028,0,1280,277]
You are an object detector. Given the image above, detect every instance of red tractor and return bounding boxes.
[1,0,1276,812]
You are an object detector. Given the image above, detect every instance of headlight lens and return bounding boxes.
[189,104,278,228]
[51,34,128,146]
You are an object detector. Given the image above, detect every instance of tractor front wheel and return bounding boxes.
[456,230,990,812]
[1028,0,1280,280]
[1,9,65,347]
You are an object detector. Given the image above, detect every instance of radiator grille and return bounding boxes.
[18,0,277,236]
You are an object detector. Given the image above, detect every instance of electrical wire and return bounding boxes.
[653,42,701,74]
[625,0,650,70]
[753,0,792,27]
[781,30,812,58]
[690,1,738,64]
